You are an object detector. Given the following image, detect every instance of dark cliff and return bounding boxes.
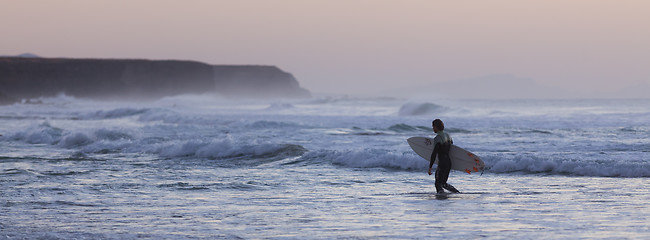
[0,57,310,104]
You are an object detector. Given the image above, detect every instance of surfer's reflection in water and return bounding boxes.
[428,119,460,194]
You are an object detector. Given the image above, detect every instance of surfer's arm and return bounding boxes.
[428,143,440,175]
[429,143,440,169]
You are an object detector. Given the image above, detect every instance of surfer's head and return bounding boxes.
[432,119,444,132]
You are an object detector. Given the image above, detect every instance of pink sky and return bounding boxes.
[2,0,649,98]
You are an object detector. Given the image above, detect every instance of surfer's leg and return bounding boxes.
[443,183,460,193]
[435,165,451,193]
[441,158,459,193]
[434,168,444,193]
[439,166,450,186]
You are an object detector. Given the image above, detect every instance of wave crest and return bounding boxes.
[153,138,308,161]
[398,102,448,116]
[300,149,425,170]
[485,155,650,177]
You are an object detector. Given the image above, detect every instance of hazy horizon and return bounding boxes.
[2,1,649,99]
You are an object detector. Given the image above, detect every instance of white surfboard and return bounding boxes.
[407,137,485,174]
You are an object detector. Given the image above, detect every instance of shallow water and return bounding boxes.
[1,96,649,239]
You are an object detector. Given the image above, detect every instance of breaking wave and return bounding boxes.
[483,154,650,177]
[149,137,307,160]
[299,149,425,170]
[83,108,149,119]
[398,102,448,116]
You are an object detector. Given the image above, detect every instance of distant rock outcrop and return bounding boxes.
[0,57,310,104]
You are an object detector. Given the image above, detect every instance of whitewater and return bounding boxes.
[1,95,649,239]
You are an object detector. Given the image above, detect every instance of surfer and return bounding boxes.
[428,119,460,194]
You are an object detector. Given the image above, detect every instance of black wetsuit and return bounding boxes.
[429,131,459,193]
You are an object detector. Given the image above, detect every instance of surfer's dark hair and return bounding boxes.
[433,119,444,131]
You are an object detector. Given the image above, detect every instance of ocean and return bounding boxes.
[1,95,649,239]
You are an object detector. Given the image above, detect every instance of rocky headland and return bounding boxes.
[0,57,310,104]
